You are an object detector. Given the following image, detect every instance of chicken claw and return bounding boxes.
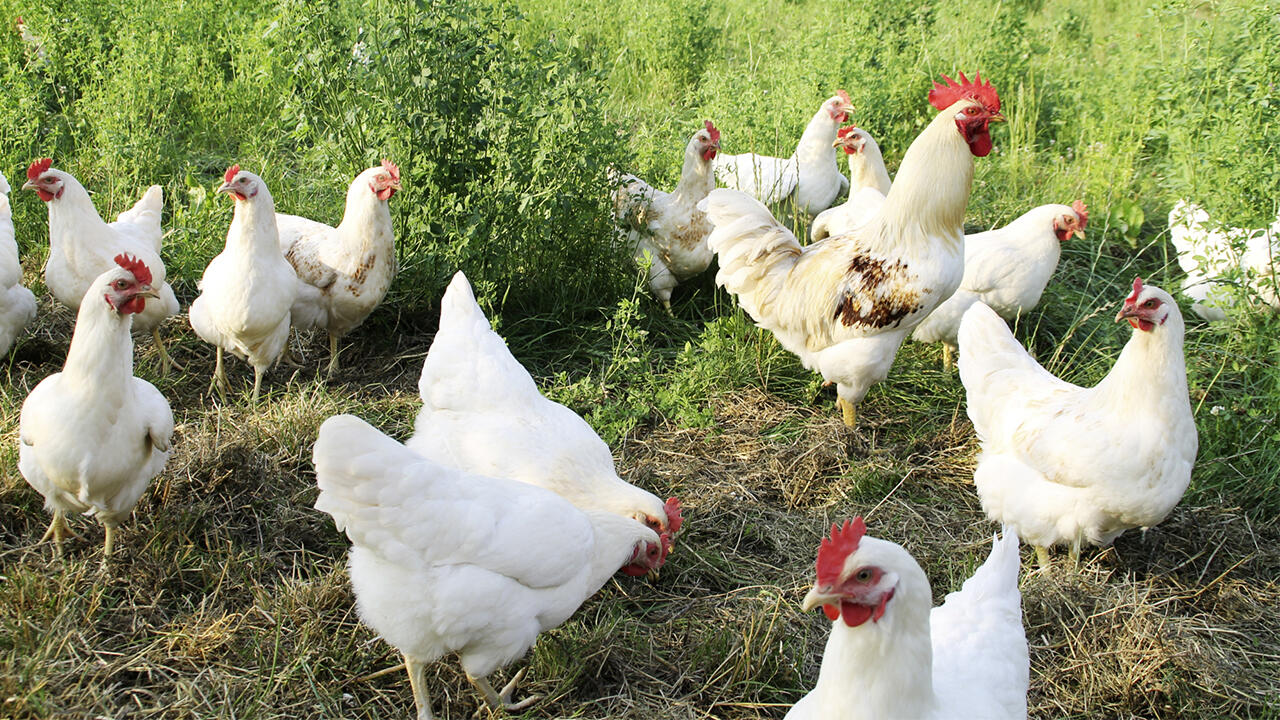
[469,668,540,713]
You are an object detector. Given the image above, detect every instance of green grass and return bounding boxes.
[1,0,1278,718]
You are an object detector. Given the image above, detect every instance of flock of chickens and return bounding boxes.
[0,69,1260,719]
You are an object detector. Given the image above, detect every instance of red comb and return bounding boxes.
[928,72,1000,113]
[816,518,866,586]
[223,164,240,184]
[113,253,152,286]
[1073,200,1089,228]
[1125,277,1144,304]
[664,497,683,534]
[704,120,720,143]
[27,158,52,181]
[381,159,400,181]
[837,125,860,140]
[836,89,851,106]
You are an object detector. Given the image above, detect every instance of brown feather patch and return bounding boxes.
[832,255,922,328]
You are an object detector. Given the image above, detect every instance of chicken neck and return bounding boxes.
[871,108,974,253]
[672,144,716,208]
[1093,314,1188,414]
[60,297,135,401]
[794,108,840,175]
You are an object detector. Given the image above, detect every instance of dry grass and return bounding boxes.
[1,302,1278,720]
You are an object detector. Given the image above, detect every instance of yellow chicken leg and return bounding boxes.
[152,328,183,376]
[836,397,857,427]
[38,510,80,556]
[326,332,341,377]
[942,343,955,372]
[404,654,435,720]
[468,668,540,713]
[1034,545,1052,569]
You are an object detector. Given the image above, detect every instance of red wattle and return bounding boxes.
[823,604,840,621]
[840,601,874,627]
[968,130,993,157]
[702,148,718,161]
[36,189,53,202]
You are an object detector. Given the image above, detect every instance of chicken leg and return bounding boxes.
[1034,545,1052,569]
[211,347,228,401]
[252,366,264,405]
[101,523,117,570]
[326,332,341,377]
[468,668,539,713]
[38,509,80,556]
[152,329,184,376]
[836,397,857,427]
[942,343,955,372]
[404,655,435,720]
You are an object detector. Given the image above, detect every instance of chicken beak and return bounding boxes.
[1115,305,1137,323]
[801,585,839,612]
[1073,228,1086,239]
[137,284,160,300]
[21,179,38,191]
[216,181,236,195]
[990,111,1007,123]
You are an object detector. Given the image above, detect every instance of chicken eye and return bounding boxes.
[1143,299,1157,308]
[238,177,247,184]
[965,106,980,116]
[855,569,873,582]
[114,280,128,289]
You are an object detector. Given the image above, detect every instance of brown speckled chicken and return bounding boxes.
[700,74,1004,426]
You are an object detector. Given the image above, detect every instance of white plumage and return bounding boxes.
[22,159,181,372]
[810,125,893,243]
[313,414,662,720]
[611,122,719,311]
[0,172,37,355]
[277,160,401,374]
[957,282,1198,565]
[19,259,173,564]
[1168,199,1278,321]
[912,202,1087,367]
[189,166,297,403]
[787,519,1028,720]
[713,92,853,217]
[409,272,682,544]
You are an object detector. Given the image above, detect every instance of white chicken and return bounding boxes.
[277,160,401,375]
[713,92,854,217]
[810,125,893,243]
[0,172,37,355]
[701,73,1004,426]
[23,158,182,374]
[1168,199,1278,321]
[409,271,683,548]
[189,165,297,403]
[313,414,664,720]
[788,518,1028,720]
[18,254,174,565]
[611,121,720,311]
[957,279,1198,567]
[912,201,1088,369]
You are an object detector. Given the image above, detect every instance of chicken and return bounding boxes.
[313,414,664,720]
[189,165,297,403]
[611,121,720,311]
[810,125,893,243]
[409,271,683,548]
[277,160,401,375]
[957,279,1198,567]
[1168,199,1278,321]
[701,73,1004,426]
[912,201,1088,369]
[713,92,854,217]
[18,254,174,566]
[788,518,1028,720]
[23,158,182,374]
[0,172,37,355]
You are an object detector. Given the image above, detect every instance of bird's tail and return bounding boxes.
[957,302,1039,388]
[117,185,164,244]
[961,526,1022,600]
[699,188,802,322]
[313,414,423,534]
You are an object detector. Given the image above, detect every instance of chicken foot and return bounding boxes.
[468,668,540,714]
[404,654,435,720]
[38,510,80,556]
[152,328,184,376]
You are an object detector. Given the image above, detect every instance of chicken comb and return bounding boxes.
[836,89,851,106]
[113,253,152,287]
[928,72,1000,113]
[836,125,860,140]
[1073,200,1089,228]
[223,164,240,184]
[27,157,52,181]
[816,517,867,586]
[704,120,720,144]
[664,497,684,535]
[381,159,400,182]
[1125,277,1144,304]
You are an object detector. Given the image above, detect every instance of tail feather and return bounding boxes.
[701,189,801,321]
[116,185,164,252]
[313,414,423,535]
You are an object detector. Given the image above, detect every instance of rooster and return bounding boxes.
[810,125,893,243]
[611,121,720,311]
[788,518,1028,720]
[313,414,664,720]
[18,255,174,566]
[701,73,1004,426]
[409,272,683,552]
[23,158,182,374]
[0,172,37,355]
[957,279,1198,567]
[1168,199,1278,321]
[913,201,1088,369]
[713,92,854,217]
[189,165,297,403]
[278,160,401,375]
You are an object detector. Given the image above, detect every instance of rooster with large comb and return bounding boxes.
[610,120,720,311]
[23,158,183,375]
[18,254,174,567]
[276,159,401,375]
[700,73,1005,426]
[957,277,1197,567]
[913,199,1089,369]
[786,518,1028,719]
